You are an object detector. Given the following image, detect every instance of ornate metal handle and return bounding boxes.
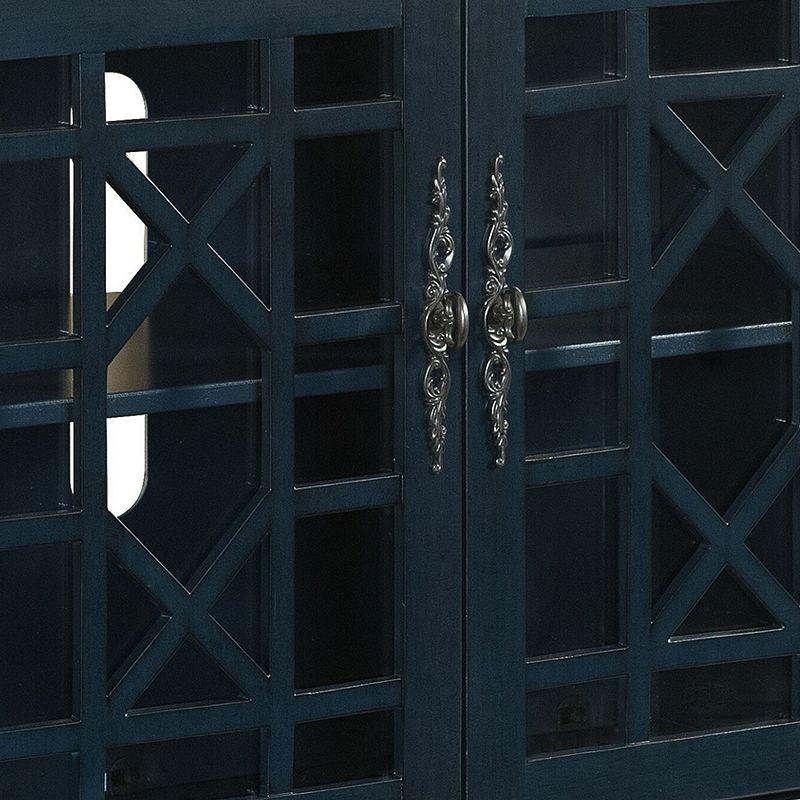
[422,157,469,474]
[483,154,528,468]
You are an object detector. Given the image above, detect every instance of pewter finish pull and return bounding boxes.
[422,157,469,474]
[483,154,528,468]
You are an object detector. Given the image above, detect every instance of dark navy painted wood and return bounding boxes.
[464,1,528,800]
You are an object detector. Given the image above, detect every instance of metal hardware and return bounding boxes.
[422,157,468,474]
[482,153,528,468]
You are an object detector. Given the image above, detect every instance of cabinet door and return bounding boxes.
[466,1,800,798]
[0,2,463,798]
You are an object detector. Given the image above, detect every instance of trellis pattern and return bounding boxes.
[524,0,800,761]
[0,27,406,800]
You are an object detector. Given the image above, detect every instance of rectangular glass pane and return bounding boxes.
[527,479,620,657]
[295,508,395,689]
[0,56,71,131]
[295,337,394,485]
[652,659,791,736]
[525,13,622,88]
[293,711,395,789]
[106,42,259,119]
[525,109,625,288]
[0,158,74,342]
[0,543,77,728]
[0,754,78,800]
[295,133,395,312]
[650,0,790,74]
[107,731,260,798]
[295,29,394,107]
[0,415,74,517]
[527,678,625,756]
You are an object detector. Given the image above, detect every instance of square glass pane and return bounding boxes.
[526,364,622,455]
[0,543,77,728]
[0,158,74,342]
[0,56,72,131]
[0,404,74,518]
[295,133,395,311]
[295,508,394,689]
[293,711,395,789]
[525,109,625,288]
[525,13,623,88]
[107,731,260,798]
[650,0,790,74]
[527,678,625,756]
[652,658,791,736]
[295,29,395,107]
[527,479,620,657]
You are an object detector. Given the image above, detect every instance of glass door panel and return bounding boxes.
[468,1,800,799]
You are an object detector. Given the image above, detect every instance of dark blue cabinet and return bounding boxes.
[3,1,800,799]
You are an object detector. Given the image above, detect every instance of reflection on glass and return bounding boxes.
[527,678,625,756]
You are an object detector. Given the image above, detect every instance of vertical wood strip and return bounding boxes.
[267,36,297,795]
[74,52,109,800]
[627,10,655,743]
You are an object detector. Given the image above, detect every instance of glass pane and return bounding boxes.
[295,389,393,482]
[0,543,77,728]
[106,42,258,119]
[652,658,791,735]
[293,711,395,789]
[0,417,74,518]
[295,508,394,689]
[526,678,625,756]
[650,0,790,74]
[0,56,71,131]
[526,365,621,455]
[0,754,78,800]
[525,109,625,288]
[295,133,395,311]
[526,311,620,353]
[525,13,622,88]
[295,30,394,107]
[107,731,260,798]
[0,158,74,342]
[526,479,620,657]
[0,368,72,410]
[653,345,791,515]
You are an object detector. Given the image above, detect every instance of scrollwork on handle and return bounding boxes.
[422,157,468,474]
[483,154,528,468]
